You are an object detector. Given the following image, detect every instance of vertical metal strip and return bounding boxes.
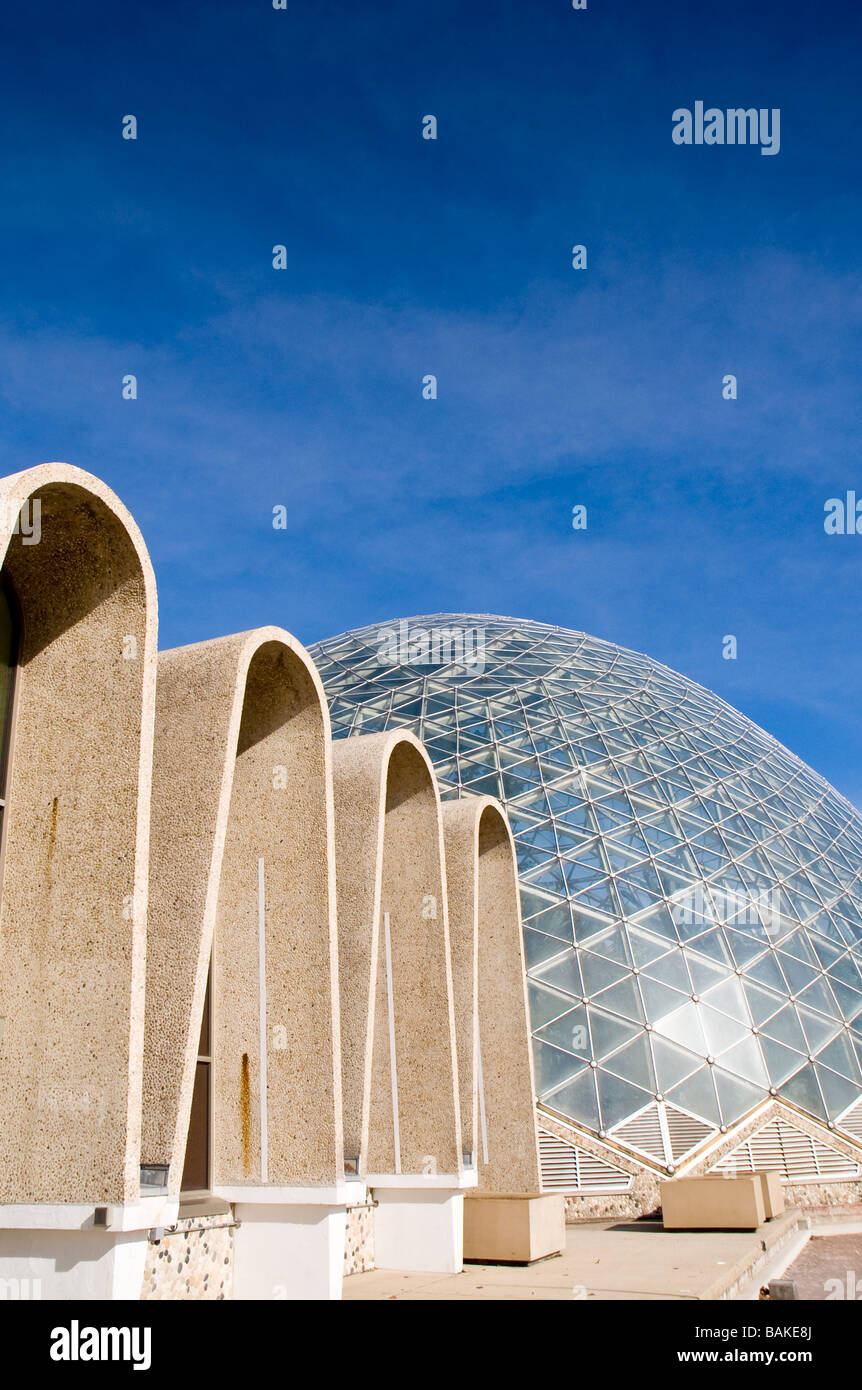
[258,856,268,1184]
[383,911,401,1175]
[476,1023,489,1166]
[657,1100,672,1172]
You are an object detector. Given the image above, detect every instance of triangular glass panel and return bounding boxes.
[627,901,679,941]
[719,1036,769,1087]
[614,877,661,915]
[639,976,691,1026]
[535,1006,592,1059]
[759,1035,806,1087]
[685,928,734,967]
[828,953,862,992]
[572,878,620,916]
[713,1067,764,1125]
[724,928,767,970]
[597,1072,654,1130]
[542,1071,600,1130]
[700,1005,751,1054]
[828,978,862,1023]
[652,1001,707,1053]
[814,1031,862,1084]
[527,902,574,943]
[514,841,557,875]
[687,954,733,995]
[600,1035,656,1094]
[650,1035,704,1091]
[627,926,674,969]
[533,951,583,998]
[642,949,691,996]
[523,928,569,970]
[667,1069,721,1126]
[741,979,785,1028]
[571,902,617,944]
[797,976,840,1019]
[462,772,503,798]
[520,887,559,921]
[579,951,631,998]
[523,861,569,897]
[814,1064,861,1121]
[808,934,846,971]
[603,840,649,876]
[594,977,646,1025]
[797,1004,842,1053]
[746,952,791,994]
[779,1065,827,1121]
[700,976,750,1025]
[588,1007,642,1060]
[777,953,820,996]
[533,1040,585,1097]
[554,825,594,857]
[760,1005,808,1052]
[583,924,631,967]
[528,981,575,1030]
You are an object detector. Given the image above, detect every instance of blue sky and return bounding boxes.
[1,1,862,801]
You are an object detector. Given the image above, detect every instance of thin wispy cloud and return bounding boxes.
[0,0,860,801]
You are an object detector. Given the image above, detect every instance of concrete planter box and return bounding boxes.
[752,1170,785,1219]
[463,1193,565,1265]
[660,1175,766,1231]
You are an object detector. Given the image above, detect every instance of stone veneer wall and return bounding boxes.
[564,1180,661,1223]
[562,1177,862,1223]
[343,1201,375,1276]
[140,1212,236,1300]
[783,1179,862,1207]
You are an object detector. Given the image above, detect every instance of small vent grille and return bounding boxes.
[838,1098,862,1142]
[665,1105,714,1162]
[711,1119,861,1183]
[611,1104,665,1163]
[539,1129,632,1193]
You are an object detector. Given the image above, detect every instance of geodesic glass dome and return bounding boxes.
[309,615,862,1162]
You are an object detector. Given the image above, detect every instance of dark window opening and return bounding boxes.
[181,963,211,1193]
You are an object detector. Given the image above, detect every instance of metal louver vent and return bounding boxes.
[611,1104,666,1163]
[539,1129,632,1193]
[710,1119,861,1183]
[608,1101,716,1167]
[665,1105,715,1162]
[837,1098,862,1142]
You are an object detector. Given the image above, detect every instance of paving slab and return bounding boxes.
[342,1213,803,1301]
[780,1232,862,1300]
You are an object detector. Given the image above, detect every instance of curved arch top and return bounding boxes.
[442,795,541,1194]
[331,730,462,1180]
[0,462,157,604]
[0,463,158,1203]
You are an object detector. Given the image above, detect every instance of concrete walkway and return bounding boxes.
[343,1212,803,1301]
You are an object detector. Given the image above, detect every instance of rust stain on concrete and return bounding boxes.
[47,795,58,862]
[240,1052,251,1175]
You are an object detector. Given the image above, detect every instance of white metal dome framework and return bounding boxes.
[310,615,862,1189]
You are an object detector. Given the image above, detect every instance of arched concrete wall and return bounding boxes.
[331,731,462,1180]
[442,796,541,1193]
[142,628,343,1195]
[0,464,157,1204]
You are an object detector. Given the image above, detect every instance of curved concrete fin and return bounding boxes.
[331,730,462,1180]
[442,795,541,1193]
[0,464,158,1203]
[143,627,343,1194]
